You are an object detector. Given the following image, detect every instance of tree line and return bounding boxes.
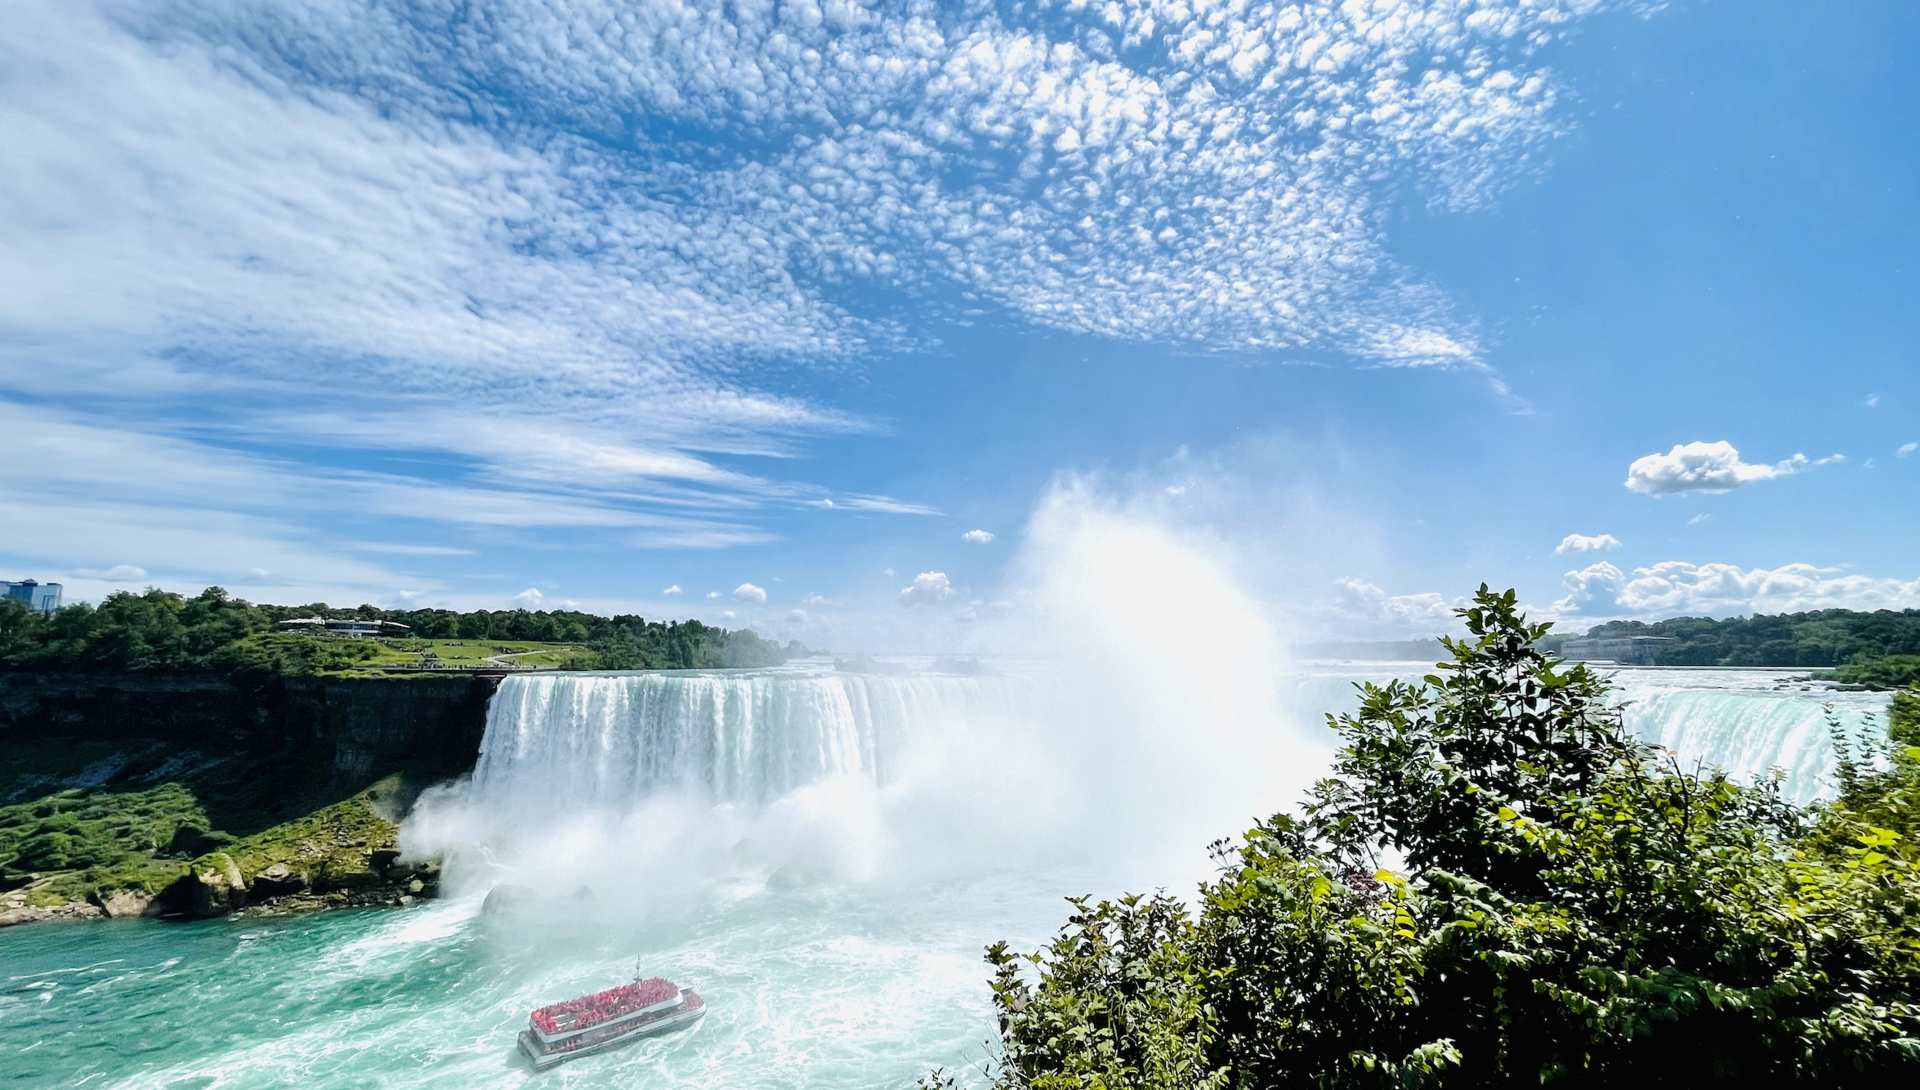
[0,587,790,675]
[1567,607,1920,668]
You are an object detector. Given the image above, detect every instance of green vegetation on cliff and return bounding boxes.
[0,784,208,906]
[0,585,789,677]
[0,771,429,918]
[971,589,1920,1089]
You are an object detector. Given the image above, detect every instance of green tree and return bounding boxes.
[981,588,1920,1090]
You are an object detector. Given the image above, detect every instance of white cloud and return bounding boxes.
[1867,394,1881,407]
[1554,533,1622,555]
[1319,577,1460,639]
[662,585,683,596]
[785,609,808,624]
[705,591,721,600]
[1900,443,1917,458]
[732,582,767,603]
[801,593,829,606]
[1554,560,1920,616]
[0,0,1652,584]
[2,0,1638,400]
[74,564,148,582]
[962,529,995,544]
[898,572,956,607]
[1624,441,1833,496]
[509,587,544,609]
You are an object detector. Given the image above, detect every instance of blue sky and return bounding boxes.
[2,0,1916,646]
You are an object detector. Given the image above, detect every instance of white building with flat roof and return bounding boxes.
[2,579,63,613]
[277,617,410,637]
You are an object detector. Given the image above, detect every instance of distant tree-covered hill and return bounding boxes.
[0,587,787,675]
[1572,608,1920,668]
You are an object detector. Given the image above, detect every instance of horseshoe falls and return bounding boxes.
[1287,662,1888,806]
[1606,668,1891,806]
[0,662,1891,1089]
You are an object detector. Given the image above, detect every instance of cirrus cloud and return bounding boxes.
[73,564,149,582]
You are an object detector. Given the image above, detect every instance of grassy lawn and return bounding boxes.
[377,638,590,669]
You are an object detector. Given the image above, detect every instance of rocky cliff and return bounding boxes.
[0,672,498,802]
[0,671,499,925]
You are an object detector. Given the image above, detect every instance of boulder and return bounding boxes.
[249,862,308,900]
[189,852,248,917]
[369,849,402,874]
[96,888,155,919]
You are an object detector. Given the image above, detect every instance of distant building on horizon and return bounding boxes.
[2,579,63,613]
[1559,634,1678,666]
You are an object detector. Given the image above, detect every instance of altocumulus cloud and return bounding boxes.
[962,530,995,544]
[1625,441,1837,496]
[0,0,1658,593]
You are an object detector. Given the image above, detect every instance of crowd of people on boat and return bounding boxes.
[531,978,680,1037]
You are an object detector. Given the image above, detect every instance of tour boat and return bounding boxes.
[517,975,706,1069]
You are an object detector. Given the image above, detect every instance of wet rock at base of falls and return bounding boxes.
[482,884,539,919]
[319,869,382,892]
[369,849,402,874]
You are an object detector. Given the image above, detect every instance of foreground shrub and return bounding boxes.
[982,588,1920,1089]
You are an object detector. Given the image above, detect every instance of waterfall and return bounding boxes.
[471,668,1028,810]
[426,661,1892,907]
[1607,669,1892,805]
[1285,663,1894,807]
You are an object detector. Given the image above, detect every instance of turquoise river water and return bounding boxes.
[0,663,1889,1088]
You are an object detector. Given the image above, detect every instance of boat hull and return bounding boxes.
[518,996,706,1070]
